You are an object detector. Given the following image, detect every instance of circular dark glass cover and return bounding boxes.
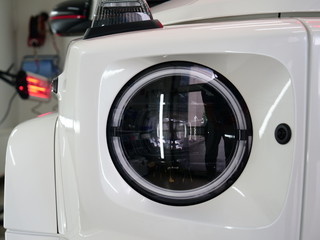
[107,62,252,205]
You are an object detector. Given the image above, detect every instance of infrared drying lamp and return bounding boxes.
[0,68,51,100]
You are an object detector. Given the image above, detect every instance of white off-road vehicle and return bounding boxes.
[4,0,320,239]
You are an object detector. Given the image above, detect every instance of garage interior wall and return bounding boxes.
[0,0,15,128]
[0,0,16,176]
[13,0,72,122]
[0,0,72,176]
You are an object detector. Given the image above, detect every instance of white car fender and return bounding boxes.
[4,113,58,234]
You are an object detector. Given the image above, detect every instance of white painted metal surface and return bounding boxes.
[300,19,320,240]
[5,231,59,240]
[4,113,58,234]
[53,18,306,240]
[152,0,320,24]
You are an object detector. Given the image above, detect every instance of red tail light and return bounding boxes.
[50,14,85,20]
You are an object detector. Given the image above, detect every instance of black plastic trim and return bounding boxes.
[51,76,58,94]
[83,20,163,39]
[275,123,292,144]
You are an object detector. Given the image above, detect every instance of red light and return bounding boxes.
[50,15,85,20]
[37,112,53,118]
[26,74,51,99]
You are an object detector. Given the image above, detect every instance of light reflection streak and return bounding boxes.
[159,94,165,159]
[193,22,291,31]
[232,186,246,198]
[256,26,302,31]
[8,145,16,166]
[59,116,73,129]
[59,116,80,134]
[102,69,124,79]
[8,129,18,166]
[259,81,291,138]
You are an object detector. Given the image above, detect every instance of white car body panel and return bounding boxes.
[152,0,320,24]
[54,19,306,239]
[300,18,320,240]
[4,0,320,240]
[4,114,58,234]
[5,232,59,240]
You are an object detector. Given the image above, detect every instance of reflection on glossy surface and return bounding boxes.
[232,186,246,198]
[259,81,291,138]
[108,62,252,204]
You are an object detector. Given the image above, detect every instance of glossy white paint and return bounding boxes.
[0,128,12,177]
[53,18,307,240]
[152,0,320,25]
[300,19,320,240]
[6,231,59,240]
[4,113,58,234]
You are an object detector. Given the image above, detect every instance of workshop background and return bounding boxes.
[0,0,73,174]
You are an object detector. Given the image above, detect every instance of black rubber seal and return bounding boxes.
[83,19,163,39]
